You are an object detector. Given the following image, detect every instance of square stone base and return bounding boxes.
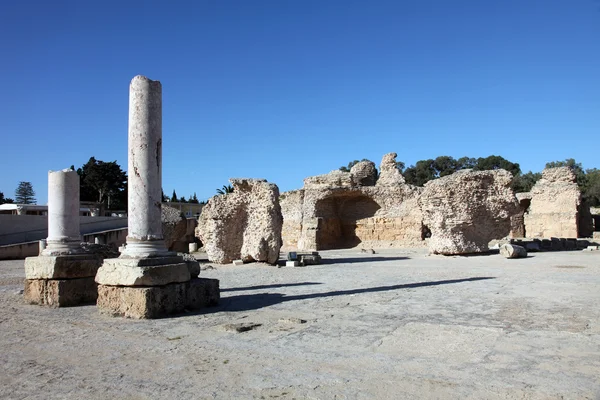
[24,278,98,307]
[97,278,220,319]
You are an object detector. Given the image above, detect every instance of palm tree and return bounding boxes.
[216,185,234,195]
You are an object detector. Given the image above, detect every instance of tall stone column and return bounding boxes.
[95,75,219,319]
[122,75,169,257]
[43,169,81,255]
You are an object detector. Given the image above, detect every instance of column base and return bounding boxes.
[96,278,220,319]
[24,277,98,307]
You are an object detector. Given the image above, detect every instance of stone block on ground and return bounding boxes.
[499,244,527,259]
[24,277,97,307]
[96,278,219,319]
[299,254,322,265]
[24,255,103,280]
[95,257,191,286]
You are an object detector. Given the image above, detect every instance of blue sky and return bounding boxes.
[1,0,599,204]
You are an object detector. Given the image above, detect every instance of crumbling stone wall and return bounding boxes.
[524,167,581,238]
[196,179,282,264]
[281,153,425,251]
[419,169,519,255]
[510,192,531,238]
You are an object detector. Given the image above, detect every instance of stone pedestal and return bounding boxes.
[24,254,102,307]
[96,76,219,318]
[97,278,219,319]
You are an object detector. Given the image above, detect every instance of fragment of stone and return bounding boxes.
[161,205,188,251]
[350,160,377,186]
[376,152,405,186]
[222,322,262,333]
[303,170,354,190]
[196,178,283,264]
[500,244,527,259]
[420,169,519,255]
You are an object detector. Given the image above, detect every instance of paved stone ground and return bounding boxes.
[1,249,599,399]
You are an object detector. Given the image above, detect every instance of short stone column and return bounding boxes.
[95,75,219,319]
[43,169,81,255]
[24,169,103,307]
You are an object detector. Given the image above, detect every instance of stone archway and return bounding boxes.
[314,193,381,250]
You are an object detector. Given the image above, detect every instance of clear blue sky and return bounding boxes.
[1,0,599,204]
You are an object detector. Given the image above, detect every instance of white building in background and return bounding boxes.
[0,204,95,216]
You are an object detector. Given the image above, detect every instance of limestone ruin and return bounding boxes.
[419,169,519,255]
[196,178,283,264]
[281,153,424,251]
[94,75,219,319]
[521,167,581,238]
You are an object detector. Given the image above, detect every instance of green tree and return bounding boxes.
[78,157,127,210]
[171,190,178,202]
[457,156,477,169]
[584,168,600,206]
[189,192,199,204]
[395,161,406,173]
[473,155,521,177]
[403,159,437,186]
[216,185,234,195]
[15,181,36,204]
[179,196,188,203]
[404,155,521,187]
[511,171,541,193]
[0,191,14,205]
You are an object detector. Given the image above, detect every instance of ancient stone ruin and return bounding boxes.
[196,178,283,264]
[281,153,424,251]
[23,169,103,307]
[419,169,519,255]
[520,167,581,238]
[94,75,219,319]
[161,204,189,251]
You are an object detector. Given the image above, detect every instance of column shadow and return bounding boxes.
[203,276,495,314]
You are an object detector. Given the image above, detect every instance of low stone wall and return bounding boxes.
[0,228,128,260]
[0,215,128,246]
[0,241,40,260]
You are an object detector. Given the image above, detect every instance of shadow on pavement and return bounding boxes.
[204,276,495,314]
[221,282,323,292]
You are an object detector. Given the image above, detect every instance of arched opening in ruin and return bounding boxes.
[314,193,381,250]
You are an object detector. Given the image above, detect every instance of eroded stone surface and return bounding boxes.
[350,160,378,186]
[96,278,219,319]
[420,169,519,255]
[376,152,405,186]
[161,205,187,250]
[196,178,283,264]
[282,153,424,251]
[24,255,102,279]
[24,278,97,307]
[524,167,582,238]
[95,257,190,286]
